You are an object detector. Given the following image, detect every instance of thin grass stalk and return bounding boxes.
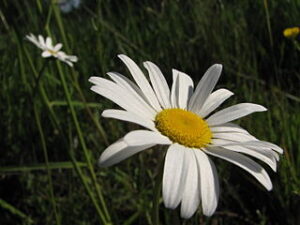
[56,61,112,224]
[263,0,279,78]
[0,199,34,224]
[33,104,61,225]
[0,162,87,173]
[45,2,53,30]
[22,44,109,225]
[47,2,109,146]
[72,80,109,146]
[51,2,69,50]
[151,154,165,225]
[32,61,49,97]
[36,0,43,13]
[263,0,273,47]
[17,29,61,225]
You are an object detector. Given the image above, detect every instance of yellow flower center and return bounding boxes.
[155,108,212,148]
[283,27,300,39]
[48,49,58,55]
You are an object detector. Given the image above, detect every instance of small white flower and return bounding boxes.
[89,55,283,219]
[56,0,81,13]
[25,33,78,67]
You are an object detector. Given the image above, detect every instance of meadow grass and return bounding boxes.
[0,0,299,224]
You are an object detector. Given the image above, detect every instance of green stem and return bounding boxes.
[48,2,109,146]
[152,154,165,225]
[23,45,109,225]
[32,60,49,97]
[293,40,300,52]
[51,2,69,50]
[0,199,34,224]
[33,104,61,225]
[263,0,273,47]
[73,80,109,146]
[56,61,111,224]
[0,161,87,173]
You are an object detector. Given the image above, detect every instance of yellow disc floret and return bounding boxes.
[283,27,300,39]
[48,49,58,55]
[155,108,212,148]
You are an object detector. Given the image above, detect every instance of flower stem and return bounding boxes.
[152,153,165,225]
[23,45,109,225]
[32,60,49,97]
[56,61,112,224]
[33,104,61,225]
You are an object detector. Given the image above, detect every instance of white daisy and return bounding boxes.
[56,0,81,13]
[89,55,283,218]
[25,33,78,67]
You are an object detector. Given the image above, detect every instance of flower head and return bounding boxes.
[56,0,81,13]
[25,33,78,67]
[283,27,300,39]
[89,55,283,218]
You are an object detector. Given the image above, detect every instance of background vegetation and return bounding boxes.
[0,0,299,224]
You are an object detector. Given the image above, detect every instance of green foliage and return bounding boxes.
[0,0,299,224]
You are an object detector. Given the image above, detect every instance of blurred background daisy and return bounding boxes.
[55,0,81,13]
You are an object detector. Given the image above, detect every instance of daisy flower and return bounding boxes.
[55,0,81,13]
[25,33,78,67]
[283,27,300,39]
[89,55,283,218]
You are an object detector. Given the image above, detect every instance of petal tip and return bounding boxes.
[215,63,223,69]
[180,210,195,219]
[260,105,268,111]
[117,54,127,59]
[98,156,107,167]
[267,185,273,191]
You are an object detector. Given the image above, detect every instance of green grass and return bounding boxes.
[0,0,299,224]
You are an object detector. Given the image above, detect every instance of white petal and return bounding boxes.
[64,60,73,67]
[54,43,63,51]
[235,141,283,154]
[211,140,280,162]
[198,89,234,117]
[123,130,171,146]
[194,150,219,216]
[118,54,161,111]
[144,61,171,109]
[90,85,154,120]
[56,51,67,60]
[210,123,249,134]
[26,34,43,49]
[220,145,277,171]
[163,144,187,209]
[58,52,78,64]
[99,139,154,167]
[213,132,257,142]
[188,64,222,113]
[107,72,145,101]
[206,103,267,126]
[106,72,156,114]
[38,35,45,47]
[102,109,155,131]
[42,51,52,58]
[89,77,156,120]
[173,69,194,109]
[68,55,78,62]
[170,70,179,108]
[205,147,273,190]
[45,37,53,48]
[254,141,283,154]
[240,142,280,161]
[57,53,74,67]
[180,149,200,219]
